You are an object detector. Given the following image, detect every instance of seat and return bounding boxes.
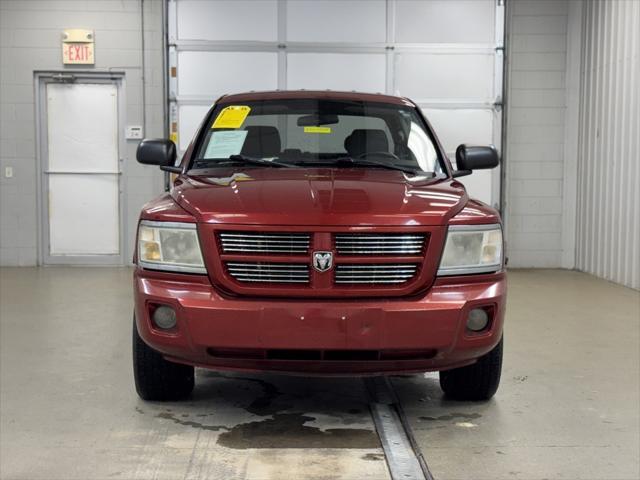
[240,126,281,158]
[344,129,389,158]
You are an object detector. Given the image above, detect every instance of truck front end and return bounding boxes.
[132,91,505,402]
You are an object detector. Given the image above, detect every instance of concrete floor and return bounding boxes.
[0,268,638,480]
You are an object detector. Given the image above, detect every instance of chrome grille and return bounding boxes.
[219,232,310,254]
[226,262,310,283]
[334,264,419,284]
[334,233,426,255]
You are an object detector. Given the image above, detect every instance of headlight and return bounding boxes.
[137,221,206,274]
[437,224,503,276]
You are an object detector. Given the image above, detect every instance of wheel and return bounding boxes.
[439,337,503,401]
[132,316,194,401]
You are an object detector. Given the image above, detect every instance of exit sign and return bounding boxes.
[62,29,94,65]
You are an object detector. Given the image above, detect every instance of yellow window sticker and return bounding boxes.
[212,105,251,129]
[303,126,332,134]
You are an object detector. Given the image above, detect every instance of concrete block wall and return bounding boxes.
[0,0,165,266]
[504,0,569,267]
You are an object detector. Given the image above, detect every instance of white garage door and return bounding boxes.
[168,0,504,207]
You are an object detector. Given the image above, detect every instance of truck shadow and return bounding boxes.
[134,370,495,450]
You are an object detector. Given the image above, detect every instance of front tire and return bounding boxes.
[439,337,503,401]
[133,316,194,401]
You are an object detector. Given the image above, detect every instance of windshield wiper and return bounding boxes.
[193,154,295,169]
[328,156,427,176]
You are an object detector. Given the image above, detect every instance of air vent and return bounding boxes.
[335,233,425,255]
[335,264,419,284]
[226,262,310,283]
[219,232,310,254]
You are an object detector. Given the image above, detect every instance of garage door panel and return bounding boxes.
[423,109,495,153]
[286,0,387,43]
[177,0,278,41]
[395,53,495,100]
[178,51,278,98]
[395,0,495,44]
[287,53,386,93]
[422,108,498,206]
[178,105,211,151]
[456,170,493,206]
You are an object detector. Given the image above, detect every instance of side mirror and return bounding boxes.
[453,144,499,178]
[136,139,181,173]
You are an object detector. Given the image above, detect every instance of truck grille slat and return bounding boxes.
[335,264,419,284]
[222,240,310,244]
[226,262,310,284]
[336,272,417,276]
[335,233,426,255]
[335,234,425,239]
[219,232,310,254]
[229,267,307,273]
[335,241,424,245]
[336,250,423,254]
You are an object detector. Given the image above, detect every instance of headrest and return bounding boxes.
[344,129,389,158]
[241,126,281,157]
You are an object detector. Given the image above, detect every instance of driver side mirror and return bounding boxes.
[453,144,499,178]
[136,138,181,173]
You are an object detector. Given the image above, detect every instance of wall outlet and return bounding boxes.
[5,166,13,178]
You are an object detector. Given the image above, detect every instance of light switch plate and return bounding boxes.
[125,125,143,139]
[5,166,13,178]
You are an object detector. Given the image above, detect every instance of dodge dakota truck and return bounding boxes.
[133,90,505,402]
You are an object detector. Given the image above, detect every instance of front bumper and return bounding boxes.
[134,268,506,375]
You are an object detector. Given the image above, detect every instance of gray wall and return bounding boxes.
[575,0,640,289]
[0,0,165,266]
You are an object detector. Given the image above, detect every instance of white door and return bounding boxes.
[168,0,503,207]
[44,82,121,263]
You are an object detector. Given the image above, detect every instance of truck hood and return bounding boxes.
[172,168,468,226]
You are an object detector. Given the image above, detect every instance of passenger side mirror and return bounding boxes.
[136,138,181,173]
[453,144,499,178]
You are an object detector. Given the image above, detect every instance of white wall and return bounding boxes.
[0,0,165,266]
[575,0,640,289]
[505,0,639,290]
[504,0,569,268]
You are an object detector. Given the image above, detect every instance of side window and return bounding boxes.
[407,121,438,171]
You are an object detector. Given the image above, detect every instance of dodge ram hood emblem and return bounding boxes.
[313,251,333,272]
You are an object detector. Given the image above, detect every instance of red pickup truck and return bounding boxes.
[133,91,505,402]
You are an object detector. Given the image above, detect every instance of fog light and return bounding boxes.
[467,308,489,332]
[152,305,177,330]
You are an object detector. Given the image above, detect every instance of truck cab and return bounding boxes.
[133,91,505,402]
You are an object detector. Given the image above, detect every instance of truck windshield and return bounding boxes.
[192,99,444,175]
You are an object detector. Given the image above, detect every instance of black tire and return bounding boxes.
[133,316,194,401]
[439,337,503,401]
